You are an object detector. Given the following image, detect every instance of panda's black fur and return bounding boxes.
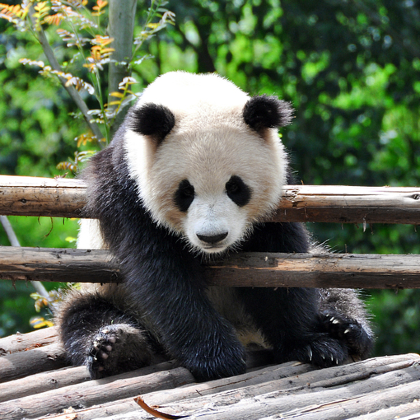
[56,72,373,382]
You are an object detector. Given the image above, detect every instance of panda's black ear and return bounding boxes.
[128,103,175,144]
[243,95,294,133]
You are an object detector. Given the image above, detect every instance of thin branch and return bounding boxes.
[27,6,104,142]
[0,216,48,298]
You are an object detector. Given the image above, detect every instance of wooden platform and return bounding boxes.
[1,327,420,420]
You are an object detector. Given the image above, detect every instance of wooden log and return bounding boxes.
[0,350,277,418]
[0,327,57,356]
[28,361,313,420]
[140,359,420,419]
[0,246,119,284]
[277,184,420,224]
[1,176,420,224]
[0,359,180,404]
[0,365,194,420]
[206,252,420,289]
[0,366,89,403]
[30,355,419,420]
[144,354,420,407]
[0,343,67,384]
[2,247,420,289]
[58,378,420,420]
[266,380,420,420]
[347,399,420,420]
[0,175,85,218]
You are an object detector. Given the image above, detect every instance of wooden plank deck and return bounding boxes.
[1,327,419,420]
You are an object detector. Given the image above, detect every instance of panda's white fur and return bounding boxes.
[123,72,288,253]
[58,71,373,382]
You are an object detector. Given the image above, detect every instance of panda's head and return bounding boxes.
[125,72,293,254]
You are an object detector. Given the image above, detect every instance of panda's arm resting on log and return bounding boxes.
[56,72,373,381]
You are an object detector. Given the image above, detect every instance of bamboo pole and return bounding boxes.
[1,247,420,289]
[1,176,420,223]
[107,0,137,135]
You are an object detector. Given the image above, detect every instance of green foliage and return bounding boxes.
[0,0,174,336]
[1,0,420,356]
[0,0,174,174]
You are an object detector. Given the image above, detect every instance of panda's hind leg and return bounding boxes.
[56,287,157,379]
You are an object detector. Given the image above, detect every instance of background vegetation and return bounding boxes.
[0,0,419,357]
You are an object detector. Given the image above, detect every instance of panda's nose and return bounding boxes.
[197,232,228,244]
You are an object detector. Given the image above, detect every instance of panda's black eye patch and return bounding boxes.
[174,179,195,212]
[226,176,251,207]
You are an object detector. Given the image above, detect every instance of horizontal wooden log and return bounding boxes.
[30,355,419,420]
[0,326,57,356]
[1,246,420,289]
[0,343,67,384]
[140,358,420,419]
[348,399,420,420]
[85,355,419,420]
[277,184,420,224]
[0,349,276,405]
[0,246,119,284]
[0,175,86,218]
[144,354,419,408]
[1,175,420,223]
[206,252,420,289]
[0,366,89,403]
[43,362,314,420]
[0,364,195,420]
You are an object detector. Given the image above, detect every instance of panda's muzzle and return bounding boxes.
[196,232,228,246]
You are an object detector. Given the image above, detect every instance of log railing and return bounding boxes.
[1,175,420,223]
[1,175,420,289]
[1,247,420,289]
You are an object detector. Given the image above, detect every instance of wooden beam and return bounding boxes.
[1,246,420,289]
[276,184,420,224]
[1,175,420,223]
[0,246,119,284]
[0,175,85,218]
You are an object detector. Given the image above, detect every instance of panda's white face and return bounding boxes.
[175,175,253,254]
[124,72,291,255]
[126,120,287,255]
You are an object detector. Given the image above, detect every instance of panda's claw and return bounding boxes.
[320,310,373,359]
[307,346,313,362]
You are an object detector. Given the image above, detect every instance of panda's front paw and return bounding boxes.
[275,336,348,368]
[86,323,153,379]
[321,311,373,359]
[184,343,247,382]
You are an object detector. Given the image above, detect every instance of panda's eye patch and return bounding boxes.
[174,179,195,212]
[226,175,251,207]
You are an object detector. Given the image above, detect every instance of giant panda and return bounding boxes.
[56,71,373,381]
